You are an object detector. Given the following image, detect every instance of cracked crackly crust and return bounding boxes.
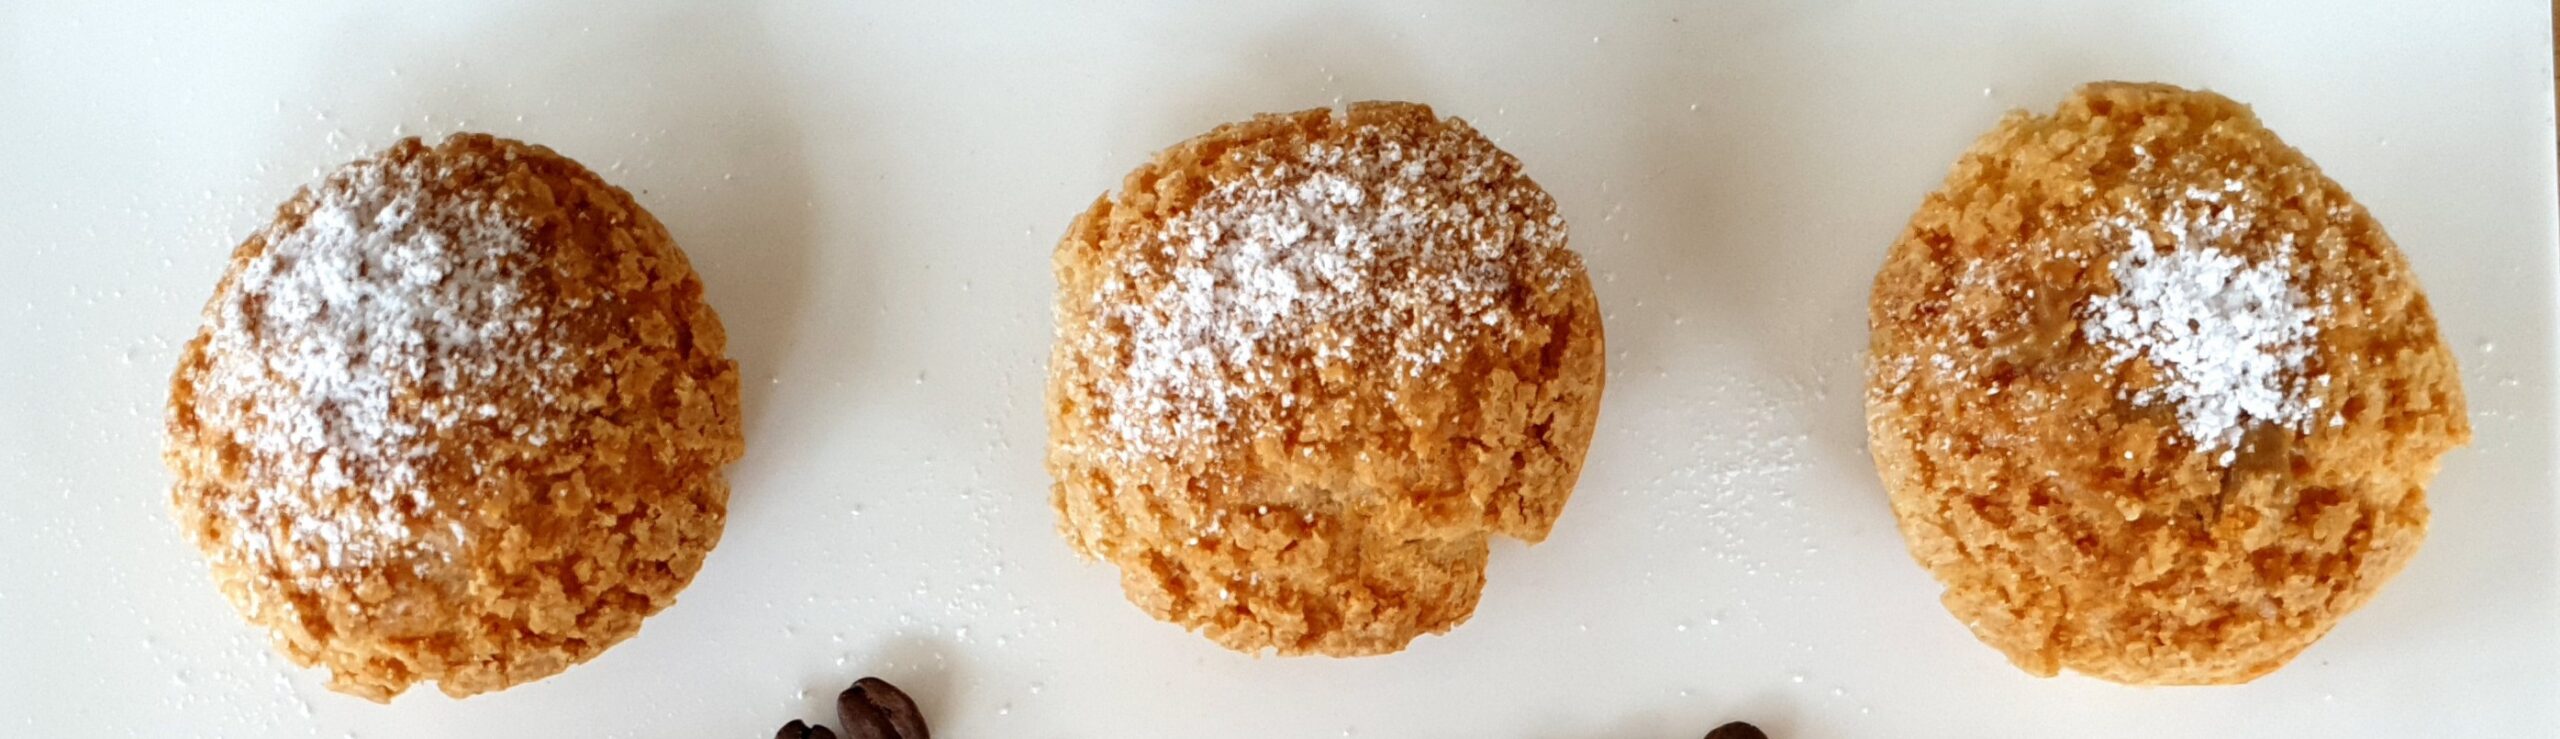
[1047,102,1605,656]
[165,134,743,700]
[1866,83,2468,684]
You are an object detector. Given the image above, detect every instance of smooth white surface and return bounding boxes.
[2,2,2554,736]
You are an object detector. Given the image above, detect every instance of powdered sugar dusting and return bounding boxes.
[194,152,558,574]
[2082,189,2324,462]
[1091,114,1571,459]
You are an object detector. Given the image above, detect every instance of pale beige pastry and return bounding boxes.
[1866,82,2469,684]
[1047,102,1606,656]
[165,133,744,700]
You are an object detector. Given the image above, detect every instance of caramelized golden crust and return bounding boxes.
[1867,83,2468,684]
[1048,102,1604,655]
[165,134,743,700]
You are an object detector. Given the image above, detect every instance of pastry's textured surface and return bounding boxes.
[1048,102,1605,655]
[166,133,744,700]
[1866,82,2468,684]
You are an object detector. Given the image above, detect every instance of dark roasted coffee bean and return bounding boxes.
[839,677,930,739]
[836,688,893,739]
[1705,720,1768,739]
[806,726,837,739]
[776,719,812,739]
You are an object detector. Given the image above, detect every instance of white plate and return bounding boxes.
[2,1,2552,736]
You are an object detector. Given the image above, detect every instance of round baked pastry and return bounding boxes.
[165,134,744,700]
[1047,102,1605,655]
[1866,82,2469,684]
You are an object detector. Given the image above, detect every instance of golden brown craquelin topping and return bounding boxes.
[165,133,743,700]
[1867,82,2468,684]
[1048,102,1605,656]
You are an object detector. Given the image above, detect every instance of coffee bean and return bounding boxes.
[835,688,893,739]
[838,677,930,739]
[776,716,842,739]
[1705,720,1768,739]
